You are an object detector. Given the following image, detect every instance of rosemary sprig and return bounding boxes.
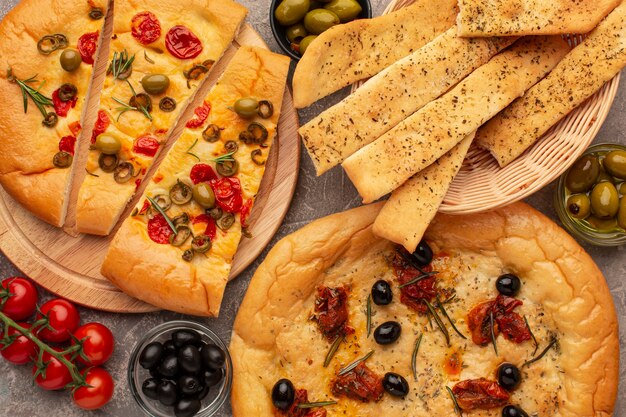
[436,295,467,340]
[523,337,558,368]
[423,299,450,346]
[398,271,438,289]
[85,168,99,177]
[297,401,337,409]
[446,386,463,416]
[7,69,53,118]
[338,350,374,376]
[489,311,498,356]
[366,295,372,337]
[411,333,423,381]
[524,315,539,356]
[442,290,457,304]
[112,81,153,121]
[109,50,135,80]
[398,249,428,274]
[324,335,343,367]
[147,196,177,234]
[211,151,236,164]
[186,139,201,161]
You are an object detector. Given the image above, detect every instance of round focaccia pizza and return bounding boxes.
[230,202,618,417]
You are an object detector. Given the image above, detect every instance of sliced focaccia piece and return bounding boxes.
[0,0,107,226]
[101,46,290,316]
[75,0,247,235]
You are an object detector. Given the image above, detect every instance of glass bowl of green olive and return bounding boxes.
[270,0,372,60]
[554,143,626,246]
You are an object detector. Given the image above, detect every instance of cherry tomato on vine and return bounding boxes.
[33,349,72,390]
[72,367,114,410]
[0,322,37,365]
[0,277,38,321]
[36,299,80,343]
[72,323,114,366]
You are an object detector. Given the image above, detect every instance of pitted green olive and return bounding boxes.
[286,24,308,44]
[324,0,362,22]
[619,182,626,195]
[95,134,121,155]
[603,150,626,180]
[192,183,216,208]
[60,49,82,72]
[233,97,259,119]
[618,197,626,229]
[590,182,619,219]
[141,74,170,95]
[304,9,340,35]
[309,0,323,9]
[596,167,613,183]
[587,216,618,231]
[275,0,310,26]
[299,35,317,54]
[566,194,591,220]
[565,155,600,193]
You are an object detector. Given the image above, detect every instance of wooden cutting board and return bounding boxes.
[0,24,300,313]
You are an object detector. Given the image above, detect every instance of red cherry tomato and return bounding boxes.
[33,349,72,390]
[72,323,114,366]
[190,163,218,184]
[211,177,243,213]
[131,11,161,45]
[166,25,203,59]
[240,199,253,228]
[52,89,77,117]
[72,367,114,410]
[68,121,82,136]
[185,102,210,128]
[0,322,37,365]
[148,214,173,244]
[192,214,216,240]
[91,110,110,143]
[36,299,80,343]
[77,32,99,65]
[133,134,160,157]
[59,135,77,155]
[0,277,38,320]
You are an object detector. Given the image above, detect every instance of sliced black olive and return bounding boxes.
[172,329,202,348]
[248,122,268,144]
[224,140,238,154]
[382,372,409,397]
[191,235,211,253]
[257,100,274,119]
[157,379,179,406]
[170,180,193,205]
[184,62,213,80]
[89,7,104,20]
[159,96,177,112]
[271,379,295,410]
[412,239,433,267]
[202,367,224,387]
[130,93,152,113]
[58,83,77,101]
[54,34,69,49]
[202,124,221,142]
[200,343,226,370]
[139,341,164,369]
[239,130,255,145]
[157,355,179,378]
[207,206,223,220]
[178,345,202,374]
[152,194,172,211]
[114,162,134,183]
[497,363,521,390]
[43,112,58,127]
[496,273,521,297]
[182,249,194,262]
[98,153,118,172]
[371,280,393,305]
[374,321,402,345]
[141,378,160,400]
[502,405,529,417]
[174,398,201,417]
[251,149,265,166]
[53,151,72,168]
[169,226,191,247]
[173,213,190,227]
[37,34,68,55]
[216,159,239,177]
[217,213,235,231]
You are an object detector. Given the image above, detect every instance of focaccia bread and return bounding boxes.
[230,202,618,417]
[75,0,247,235]
[101,46,290,317]
[0,0,107,226]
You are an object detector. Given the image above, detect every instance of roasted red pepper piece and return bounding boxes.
[314,286,351,341]
[211,177,243,213]
[331,362,384,403]
[452,378,510,410]
[133,134,160,157]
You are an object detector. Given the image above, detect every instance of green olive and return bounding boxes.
[233,97,259,119]
[309,0,323,9]
[565,155,600,193]
[191,235,212,253]
[603,150,626,180]
[618,197,626,229]
[596,168,613,183]
[286,24,308,44]
[566,194,591,220]
[590,181,619,219]
[60,49,82,72]
[304,9,340,35]
[141,74,170,95]
[95,134,121,155]
[619,182,626,195]
[275,0,310,26]
[299,35,317,54]
[587,216,618,231]
[324,0,362,22]
[192,183,216,208]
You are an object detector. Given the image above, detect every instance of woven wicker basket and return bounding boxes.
[351,0,621,214]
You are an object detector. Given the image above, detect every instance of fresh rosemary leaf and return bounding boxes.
[398,249,428,274]
[297,401,337,409]
[324,335,343,368]
[411,333,423,381]
[490,311,498,356]
[85,169,99,178]
[338,350,374,376]
[186,139,201,162]
[211,151,236,164]
[523,337,558,368]
[423,299,450,346]
[147,196,177,234]
[524,315,539,356]
[110,50,135,80]
[7,69,53,119]
[398,271,438,289]
[436,295,467,340]
[366,295,372,337]
[446,386,463,416]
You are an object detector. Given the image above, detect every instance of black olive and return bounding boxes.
[502,405,529,417]
[157,380,179,406]
[371,280,393,305]
[149,367,163,379]
[193,384,210,400]
[139,341,164,370]
[178,345,202,374]
[382,372,409,397]
[200,343,226,370]
[412,240,433,266]
[202,367,224,387]
[172,329,202,348]
[163,339,177,355]
[497,363,522,391]
[496,273,522,297]
[272,379,295,410]
[178,375,203,395]
[141,378,160,400]
[374,321,402,345]
[158,354,180,378]
[174,398,201,417]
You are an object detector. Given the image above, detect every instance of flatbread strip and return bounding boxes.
[0,0,107,226]
[457,0,621,37]
[343,36,571,203]
[292,0,458,108]
[373,133,474,253]
[230,202,618,416]
[102,46,290,317]
[299,28,514,175]
[476,2,626,167]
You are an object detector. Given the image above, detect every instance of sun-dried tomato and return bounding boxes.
[452,378,510,410]
[185,102,210,129]
[133,134,160,157]
[91,110,110,143]
[165,25,203,59]
[192,214,216,240]
[467,295,531,346]
[276,389,327,417]
[314,286,351,341]
[52,89,77,117]
[77,32,99,65]
[190,163,217,184]
[467,300,496,345]
[58,136,76,155]
[131,11,161,45]
[147,214,173,244]
[392,251,437,313]
[331,362,384,403]
[210,177,243,213]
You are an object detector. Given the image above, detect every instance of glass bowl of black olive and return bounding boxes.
[128,321,232,417]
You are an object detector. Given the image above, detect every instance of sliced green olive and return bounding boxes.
[193,183,216,208]
[182,249,194,262]
[173,213,190,227]
[60,49,82,72]
[233,98,259,119]
[258,100,274,119]
[251,149,265,165]
[299,35,317,55]
[53,151,72,168]
[286,24,308,44]
[239,131,255,145]
[95,134,121,155]
[202,124,221,142]
[89,7,104,19]
[170,180,193,205]
[207,206,223,220]
[114,162,134,183]
[224,140,238,154]
[248,122,269,144]
[217,213,235,231]
[618,197,626,229]
[98,153,118,172]
[191,235,212,253]
[566,194,591,220]
[216,159,239,177]
[130,93,152,113]
[587,215,618,231]
[565,155,600,193]
[42,112,58,127]
[590,182,619,219]
[141,74,170,95]
[38,34,68,55]
[151,194,172,212]
[603,150,626,180]
[169,226,192,247]
[58,83,78,102]
[159,97,177,112]
[184,61,213,81]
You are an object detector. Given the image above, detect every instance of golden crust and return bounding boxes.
[230,202,618,416]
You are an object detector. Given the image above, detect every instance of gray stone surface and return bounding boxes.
[0,0,624,416]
